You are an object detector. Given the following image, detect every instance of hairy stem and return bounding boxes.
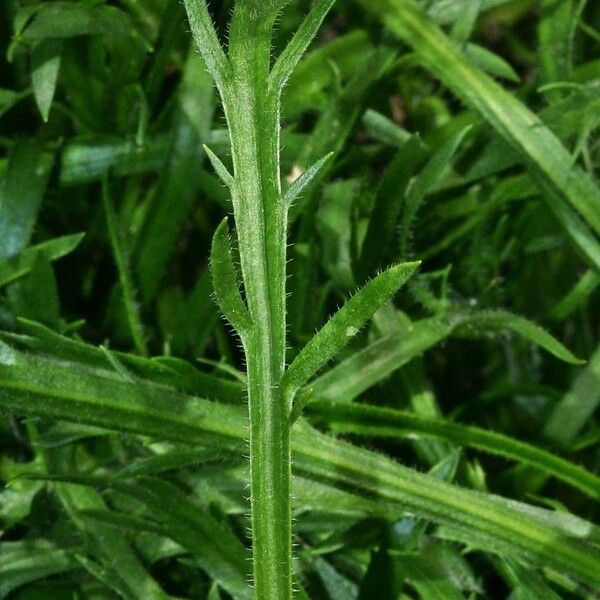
[183,1,335,596]
[223,5,291,600]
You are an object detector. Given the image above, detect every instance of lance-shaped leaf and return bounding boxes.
[0,233,84,288]
[204,144,234,189]
[31,39,62,122]
[283,152,333,207]
[269,0,336,94]
[58,474,252,600]
[183,0,230,92]
[399,125,472,257]
[544,343,600,445]
[0,141,54,258]
[453,310,583,365]
[358,135,425,280]
[307,310,583,407]
[283,261,420,399]
[210,218,252,336]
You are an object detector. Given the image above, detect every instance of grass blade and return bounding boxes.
[0,541,75,599]
[307,400,600,499]
[204,144,234,188]
[0,141,54,258]
[544,343,600,446]
[108,478,252,600]
[358,136,425,280]
[182,0,230,92]
[455,311,583,365]
[0,234,84,288]
[30,39,62,122]
[102,177,148,356]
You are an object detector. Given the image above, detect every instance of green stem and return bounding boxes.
[224,6,290,599]
[183,2,334,595]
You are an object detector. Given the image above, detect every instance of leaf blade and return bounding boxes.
[284,262,420,398]
[210,218,252,335]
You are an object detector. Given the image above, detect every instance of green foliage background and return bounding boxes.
[1,0,599,598]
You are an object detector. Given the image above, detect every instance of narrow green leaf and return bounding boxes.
[544,343,600,445]
[116,447,228,478]
[542,182,600,272]
[316,179,360,289]
[463,43,520,82]
[307,401,600,499]
[307,310,582,408]
[79,507,167,537]
[359,135,425,280]
[14,252,60,329]
[0,233,84,288]
[204,144,234,188]
[31,39,62,122]
[5,318,243,402]
[37,440,172,600]
[0,141,54,258]
[269,0,337,93]
[310,556,358,600]
[400,126,471,256]
[56,483,171,600]
[361,109,412,147]
[17,3,147,48]
[0,88,30,119]
[283,152,333,206]
[134,52,215,303]
[454,310,583,365]
[450,0,481,43]
[284,262,420,398]
[0,345,247,448]
[59,136,169,185]
[0,540,76,599]
[550,270,600,320]
[210,218,252,335]
[102,178,148,356]
[538,0,575,87]
[428,0,517,26]
[399,553,466,600]
[499,558,562,600]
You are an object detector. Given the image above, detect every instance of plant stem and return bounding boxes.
[184,1,334,595]
[224,6,291,599]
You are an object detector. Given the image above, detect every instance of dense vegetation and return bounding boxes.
[1,0,599,599]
